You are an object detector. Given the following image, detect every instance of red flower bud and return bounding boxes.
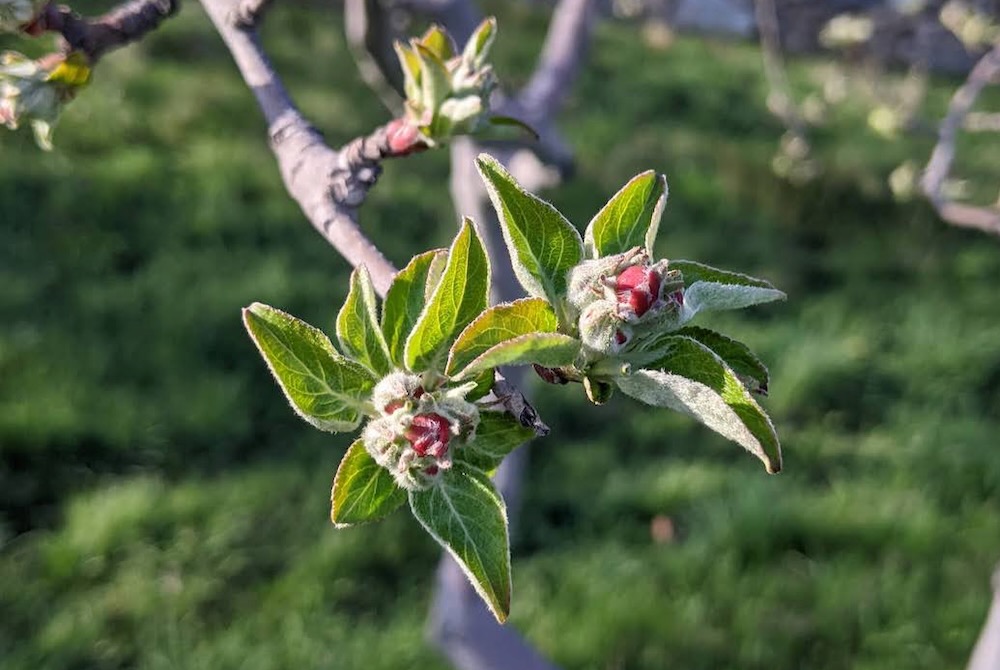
[615,265,661,318]
[405,412,451,458]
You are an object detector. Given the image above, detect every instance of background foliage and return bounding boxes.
[2,1,1000,668]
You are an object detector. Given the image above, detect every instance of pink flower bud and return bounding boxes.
[405,412,451,458]
[615,265,661,318]
[385,118,427,156]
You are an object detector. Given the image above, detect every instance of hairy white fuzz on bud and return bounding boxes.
[362,375,480,490]
[568,248,685,357]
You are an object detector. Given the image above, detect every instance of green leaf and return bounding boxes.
[409,465,511,622]
[331,440,406,527]
[381,250,445,368]
[46,53,92,88]
[452,332,580,381]
[424,249,449,302]
[418,25,456,61]
[626,326,770,396]
[675,326,770,395]
[584,171,667,258]
[462,16,497,67]
[414,43,451,111]
[336,266,393,376]
[465,367,496,401]
[476,153,583,307]
[670,260,786,322]
[447,297,558,375]
[243,303,376,432]
[485,115,540,141]
[405,219,490,374]
[394,42,422,103]
[457,409,536,472]
[616,335,781,474]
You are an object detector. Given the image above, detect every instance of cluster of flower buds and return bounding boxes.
[0,51,90,149]
[568,247,685,357]
[0,0,44,33]
[393,18,497,147]
[362,372,480,491]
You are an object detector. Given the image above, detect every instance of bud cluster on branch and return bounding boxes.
[243,151,785,622]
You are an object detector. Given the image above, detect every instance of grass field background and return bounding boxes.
[2,2,1000,668]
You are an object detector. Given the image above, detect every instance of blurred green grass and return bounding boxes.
[2,2,1000,669]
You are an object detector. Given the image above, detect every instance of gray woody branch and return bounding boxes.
[35,0,179,62]
[197,0,545,428]
[921,41,1000,236]
[199,0,405,294]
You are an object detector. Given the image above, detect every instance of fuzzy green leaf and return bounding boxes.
[405,219,490,374]
[617,335,781,473]
[419,25,456,61]
[381,250,446,368]
[337,266,392,376]
[462,17,496,67]
[458,409,536,472]
[453,332,580,381]
[409,465,511,622]
[424,249,449,302]
[414,43,450,112]
[331,439,406,527]
[671,260,786,322]
[243,303,376,432]
[674,326,770,395]
[447,297,559,376]
[476,153,583,306]
[485,115,540,141]
[626,326,770,396]
[585,171,667,258]
[394,42,422,103]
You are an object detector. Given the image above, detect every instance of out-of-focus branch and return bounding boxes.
[753,0,807,138]
[33,0,178,62]
[921,41,1000,236]
[504,0,594,179]
[518,0,594,121]
[405,0,479,44]
[967,564,1000,670]
[344,0,405,114]
[199,0,412,293]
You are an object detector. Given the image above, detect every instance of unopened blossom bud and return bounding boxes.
[405,412,451,458]
[0,51,90,150]
[362,374,480,490]
[371,371,424,415]
[615,264,661,319]
[568,248,685,357]
[0,0,44,33]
